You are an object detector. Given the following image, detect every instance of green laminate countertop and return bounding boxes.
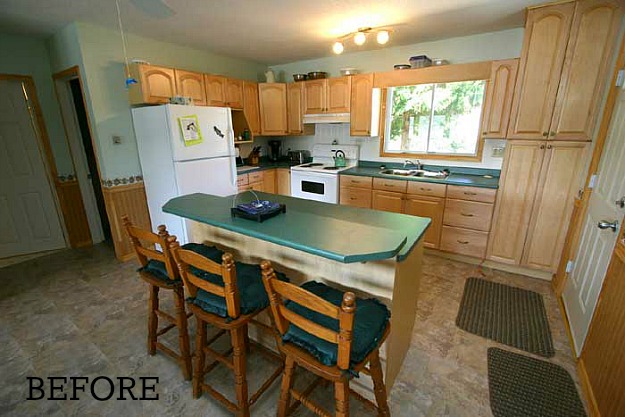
[163,192,430,264]
[236,159,301,175]
[341,165,500,189]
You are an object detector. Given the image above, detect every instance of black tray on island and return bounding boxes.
[230,204,286,223]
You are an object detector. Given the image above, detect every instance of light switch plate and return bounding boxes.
[491,147,505,158]
[112,135,122,144]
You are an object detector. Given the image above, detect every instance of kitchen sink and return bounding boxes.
[379,168,449,179]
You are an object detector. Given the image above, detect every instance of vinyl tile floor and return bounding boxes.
[0,244,582,416]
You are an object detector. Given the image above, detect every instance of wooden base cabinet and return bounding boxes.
[404,195,445,249]
[487,140,587,272]
[372,190,404,213]
[441,226,489,258]
[276,169,290,196]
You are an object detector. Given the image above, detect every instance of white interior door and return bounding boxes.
[0,79,66,258]
[55,77,104,243]
[563,85,625,355]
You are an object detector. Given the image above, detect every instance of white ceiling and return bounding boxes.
[0,0,544,64]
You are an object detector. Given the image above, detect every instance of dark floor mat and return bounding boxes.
[456,277,554,357]
[488,348,586,417]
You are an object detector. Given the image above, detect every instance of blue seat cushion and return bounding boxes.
[189,262,289,319]
[282,281,390,369]
[140,243,224,282]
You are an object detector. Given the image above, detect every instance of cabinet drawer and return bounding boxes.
[440,226,488,258]
[341,175,372,189]
[373,177,407,193]
[406,181,447,198]
[340,187,372,208]
[249,181,263,191]
[248,171,264,183]
[444,199,494,231]
[447,186,496,203]
[372,190,404,213]
[237,174,249,187]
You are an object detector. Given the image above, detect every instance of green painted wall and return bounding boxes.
[49,22,267,182]
[0,32,74,176]
[270,28,524,81]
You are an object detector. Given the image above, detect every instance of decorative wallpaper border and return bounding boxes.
[101,175,144,188]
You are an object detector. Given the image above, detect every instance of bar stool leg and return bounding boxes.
[334,380,350,417]
[231,326,250,417]
[147,285,159,355]
[370,350,390,417]
[174,286,192,380]
[277,356,296,417]
[193,318,206,398]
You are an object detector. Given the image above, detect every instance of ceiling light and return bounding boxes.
[377,30,390,45]
[332,41,344,54]
[354,31,367,46]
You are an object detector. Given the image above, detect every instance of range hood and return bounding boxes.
[303,113,350,124]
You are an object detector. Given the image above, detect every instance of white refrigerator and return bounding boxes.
[132,104,237,243]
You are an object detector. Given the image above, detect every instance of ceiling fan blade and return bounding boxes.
[129,0,176,19]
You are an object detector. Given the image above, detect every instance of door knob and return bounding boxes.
[616,197,625,208]
[598,220,619,232]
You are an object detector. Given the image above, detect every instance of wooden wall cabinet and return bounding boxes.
[243,82,261,135]
[128,64,177,105]
[175,69,206,106]
[508,0,621,141]
[204,74,226,106]
[259,83,288,135]
[350,73,374,136]
[287,82,304,135]
[487,140,587,271]
[225,78,244,109]
[481,59,519,138]
[303,77,351,114]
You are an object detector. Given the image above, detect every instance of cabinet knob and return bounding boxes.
[460,213,474,217]
[549,131,556,137]
[547,144,552,149]
[542,132,548,137]
[540,144,545,149]
[457,240,470,245]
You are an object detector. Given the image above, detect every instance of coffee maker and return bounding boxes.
[268,140,282,162]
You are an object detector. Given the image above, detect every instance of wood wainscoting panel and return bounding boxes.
[55,179,92,248]
[102,182,151,261]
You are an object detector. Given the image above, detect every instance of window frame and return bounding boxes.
[375,62,492,162]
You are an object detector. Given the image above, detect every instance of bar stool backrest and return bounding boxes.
[260,261,356,371]
[169,237,241,319]
[123,215,178,281]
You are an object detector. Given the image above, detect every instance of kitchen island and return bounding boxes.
[163,192,430,393]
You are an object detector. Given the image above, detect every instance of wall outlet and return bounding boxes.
[491,146,505,158]
[112,135,122,144]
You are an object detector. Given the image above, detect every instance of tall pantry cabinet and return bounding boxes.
[488,0,621,272]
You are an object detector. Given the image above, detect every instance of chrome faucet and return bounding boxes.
[404,160,422,169]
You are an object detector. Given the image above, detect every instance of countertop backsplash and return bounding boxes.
[274,124,506,170]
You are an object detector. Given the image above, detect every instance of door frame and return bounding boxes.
[0,74,69,248]
[53,66,106,243]
[553,34,625,294]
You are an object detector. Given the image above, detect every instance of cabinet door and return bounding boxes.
[404,195,445,249]
[243,82,261,136]
[175,70,206,106]
[481,59,519,139]
[225,78,244,109]
[507,3,575,140]
[287,83,304,134]
[522,142,587,271]
[303,80,326,114]
[204,74,226,106]
[262,169,276,193]
[327,76,351,113]
[487,141,546,264]
[550,0,622,141]
[350,74,374,136]
[259,83,288,135]
[340,187,372,208]
[130,64,176,104]
[276,169,291,196]
[372,190,404,213]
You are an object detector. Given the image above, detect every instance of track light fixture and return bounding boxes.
[332,27,393,54]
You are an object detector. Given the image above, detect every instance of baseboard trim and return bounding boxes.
[425,249,554,281]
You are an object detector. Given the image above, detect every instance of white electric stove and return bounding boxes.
[290,144,359,204]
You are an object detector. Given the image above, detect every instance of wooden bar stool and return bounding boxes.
[260,260,391,417]
[169,237,284,417]
[123,216,223,380]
